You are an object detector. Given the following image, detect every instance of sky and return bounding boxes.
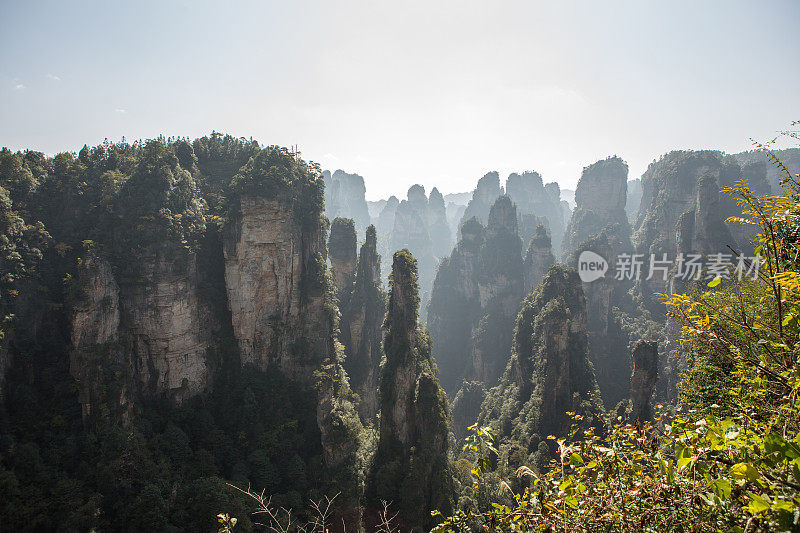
[1,1,798,200]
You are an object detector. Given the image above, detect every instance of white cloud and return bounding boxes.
[46,73,61,81]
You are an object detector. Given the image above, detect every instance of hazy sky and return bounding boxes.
[1,1,798,200]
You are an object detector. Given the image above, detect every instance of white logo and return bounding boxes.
[578,251,608,283]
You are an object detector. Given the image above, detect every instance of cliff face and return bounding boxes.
[575,158,627,217]
[223,195,333,380]
[3,140,370,530]
[70,246,214,422]
[376,195,399,279]
[632,151,743,307]
[523,224,555,294]
[223,154,364,524]
[323,169,371,234]
[69,253,127,421]
[732,147,800,194]
[122,251,213,401]
[369,250,453,530]
[427,218,485,393]
[461,169,566,252]
[479,266,602,452]
[569,231,633,412]
[626,178,643,222]
[450,380,486,441]
[562,156,629,259]
[390,185,439,312]
[341,225,385,421]
[377,195,399,238]
[506,171,567,254]
[559,157,635,411]
[629,150,760,406]
[470,196,524,387]
[427,187,454,259]
[428,196,525,396]
[461,171,502,227]
[674,174,737,269]
[72,191,336,417]
[479,196,523,312]
[629,340,658,424]
[70,254,120,350]
[328,217,358,304]
[633,151,742,254]
[562,157,630,327]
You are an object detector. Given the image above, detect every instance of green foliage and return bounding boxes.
[1,358,339,530]
[228,145,324,232]
[0,184,50,337]
[383,249,420,344]
[193,133,260,201]
[116,140,207,253]
[0,133,350,531]
[302,251,329,298]
[436,127,800,532]
[528,223,552,250]
[328,217,357,262]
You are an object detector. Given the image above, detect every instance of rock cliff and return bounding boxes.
[368,250,453,530]
[328,217,358,305]
[376,195,399,279]
[224,149,364,524]
[427,186,454,259]
[478,266,603,454]
[341,225,386,421]
[69,253,127,421]
[568,225,646,413]
[223,194,333,379]
[630,150,758,405]
[460,171,502,227]
[449,380,486,441]
[125,252,212,398]
[626,178,642,222]
[632,150,743,308]
[523,224,555,294]
[323,169,371,234]
[68,141,217,417]
[732,147,800,194]
[562,156,629,259]
[390,185,437,309]
[428,196,525,395]
[2,139,372,530]
[629,340,658,424]
[557,157,636,410]
[470,196,524,387]
[427,217,485,393]
[506,171,567,254]
[70,246,215,421]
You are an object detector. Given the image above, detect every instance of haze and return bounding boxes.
[1,0,798,199]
